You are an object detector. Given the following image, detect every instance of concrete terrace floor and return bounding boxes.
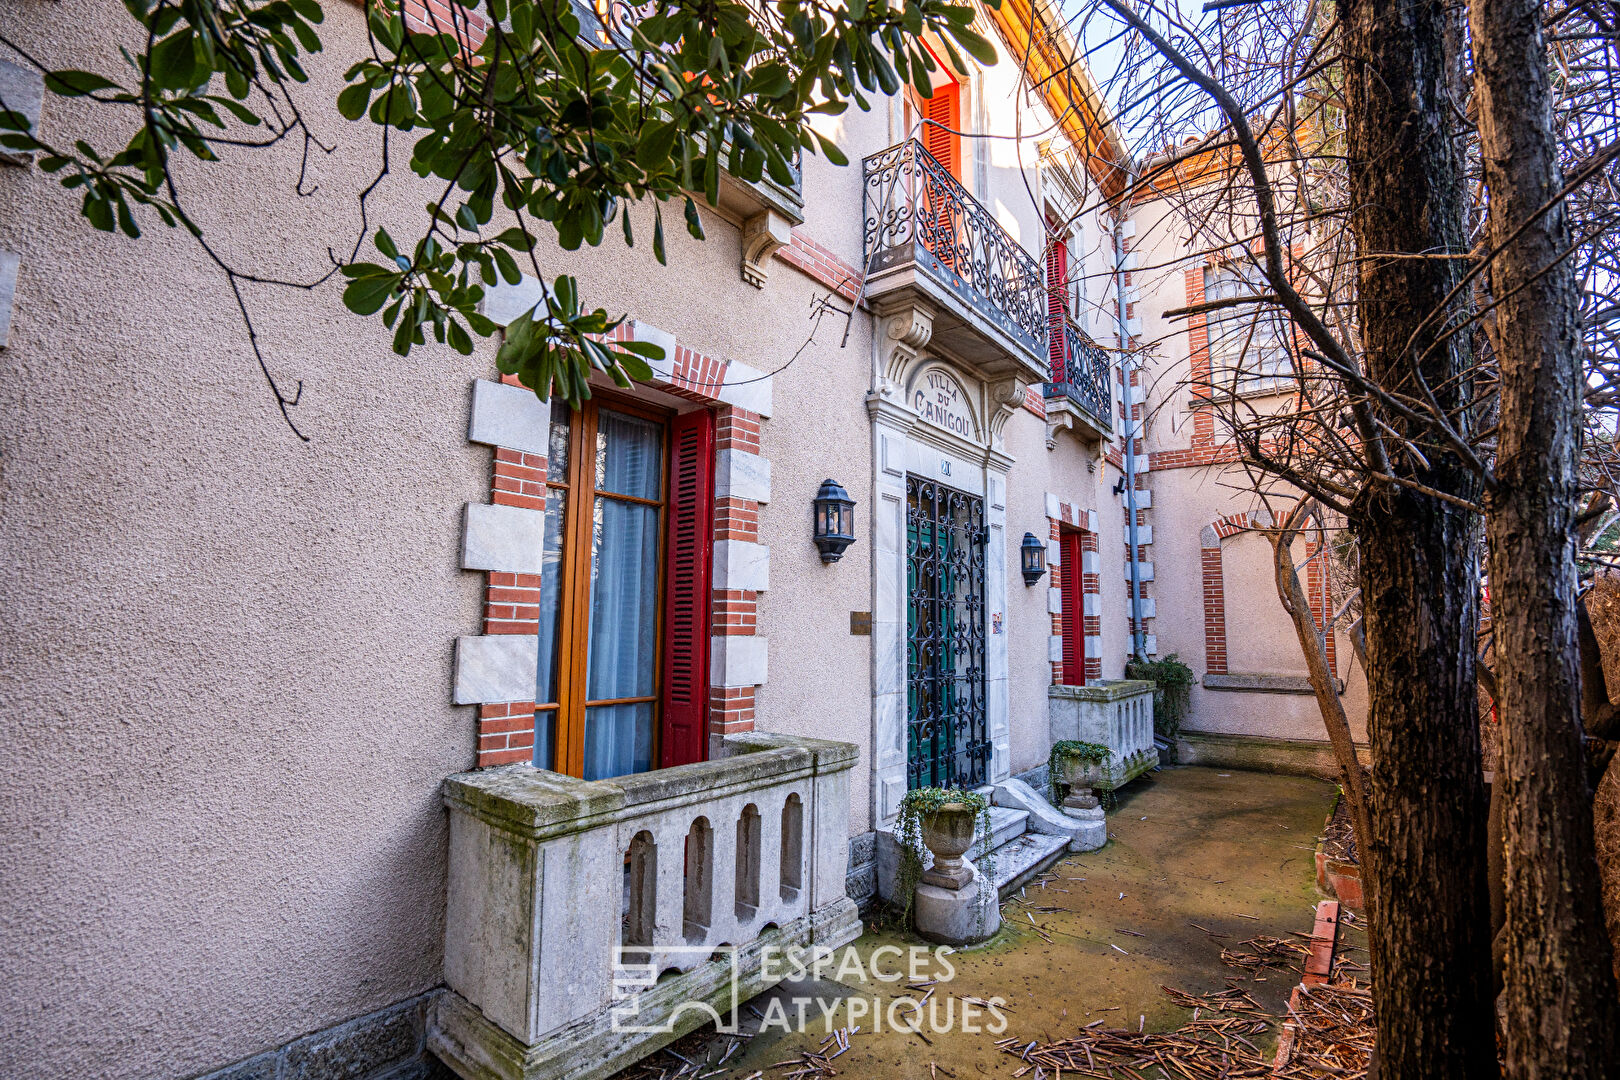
[627,766,1342,1080]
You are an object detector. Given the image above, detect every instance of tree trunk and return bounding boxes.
[1471,0,1620,1069]
[1342,0,1499,1074]
[1270,499,1377,928]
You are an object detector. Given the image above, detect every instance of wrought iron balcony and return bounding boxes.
[862,140,1050,381]
[1045,314,1114,435]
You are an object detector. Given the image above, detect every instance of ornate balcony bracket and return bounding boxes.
[987,376,1030,450]
[741,210,794,288]
[876,298,936,385]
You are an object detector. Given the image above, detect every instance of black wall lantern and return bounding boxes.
[813,479,857,563]
[1021,532,1048,585]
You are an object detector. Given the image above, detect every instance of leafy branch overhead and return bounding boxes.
[0,0,999,424]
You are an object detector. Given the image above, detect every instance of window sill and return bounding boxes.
[1202,672,1343,695]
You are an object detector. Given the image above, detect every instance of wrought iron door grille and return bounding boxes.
[905,476,990,790]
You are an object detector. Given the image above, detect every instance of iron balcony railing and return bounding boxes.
[862,139,1049,362]
[1046,314,1114,431]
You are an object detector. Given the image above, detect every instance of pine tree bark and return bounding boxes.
[1342,0,1499,1074]
[1470,0,1620,1070]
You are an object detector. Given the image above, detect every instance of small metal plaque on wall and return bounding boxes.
[850,611,872,636]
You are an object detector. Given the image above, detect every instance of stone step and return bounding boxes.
[982,805,1029,851]
[987,831,1072,898]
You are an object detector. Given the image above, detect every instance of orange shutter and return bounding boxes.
[659,409,714,768]
[921,82,960,179]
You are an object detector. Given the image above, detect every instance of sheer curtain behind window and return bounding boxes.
[582,410,662,780]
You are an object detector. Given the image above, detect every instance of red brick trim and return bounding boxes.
[1200,511,1292,677]
[1200,512,1261,676]
[478,701,537,766]
[399,0,489,43]
[1201,546,1227,675]
[717,409,761,453]
[709,686,757,732]
[1023,386,1047,418]
[1184,265,1216,448]
[485,572,542,636]
[1149,444,1244,471]
[774,230,863,301]
[491,447,547,512]
[712,590,758,635]
[1305,536,1338,669]
[1048,503,1103,685]
[475,340,766,766]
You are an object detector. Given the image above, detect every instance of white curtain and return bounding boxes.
[583,410,662,780]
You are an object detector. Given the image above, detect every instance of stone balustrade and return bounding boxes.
[1048,680,1157,790]
[429,733,862,1080]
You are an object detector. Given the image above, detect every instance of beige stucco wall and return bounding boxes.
[748,268,877,838]
[1126,187,1370,747]
[0,4,493,1078]
[0,2,1249,1076]
[1001,407,1135,779]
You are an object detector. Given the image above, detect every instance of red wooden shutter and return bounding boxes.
[921,82,960,179]
[1060,532,1087,686]
[659,409,715,768]
[1046,232,1069,372]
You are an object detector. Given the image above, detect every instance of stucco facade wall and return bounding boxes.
[750,306,877,835]
[1002,411,1059,777]
[0,4,491,1078]
[1126,181,1371,746]
[1001,407,1134,778]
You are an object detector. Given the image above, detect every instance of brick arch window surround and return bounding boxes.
[1046,497,1101,686]
[456,321,774,769]
[1199,511,1335,676]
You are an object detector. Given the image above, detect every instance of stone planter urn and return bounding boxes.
[1058,754,1104,811]
[910,801,1000,945]
[919,803,978,890]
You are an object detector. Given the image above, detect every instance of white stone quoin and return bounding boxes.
[468,378,551,457]
[430,733,861,1080]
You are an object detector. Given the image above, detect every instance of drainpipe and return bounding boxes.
[1115,212,1145,660]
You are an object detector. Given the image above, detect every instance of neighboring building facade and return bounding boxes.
[0,2,1364,1078]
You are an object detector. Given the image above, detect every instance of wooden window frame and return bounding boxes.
[541,390,673,778]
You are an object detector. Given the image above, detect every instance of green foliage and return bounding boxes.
[1050,739,1110,766]
[1125,652,1195,738]
[893,786,994,930]
[2,0,999,412]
